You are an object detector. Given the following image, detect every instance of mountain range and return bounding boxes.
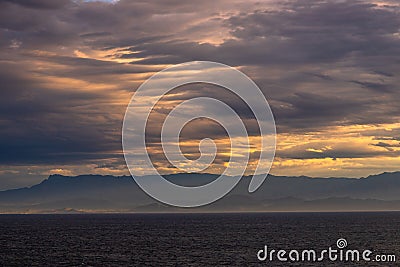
[1,172,400,213]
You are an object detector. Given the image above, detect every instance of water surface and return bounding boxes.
[0,212,399,266]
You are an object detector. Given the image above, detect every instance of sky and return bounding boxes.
[1,0,400,189]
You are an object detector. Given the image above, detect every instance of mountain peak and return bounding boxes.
[1,172,400,213]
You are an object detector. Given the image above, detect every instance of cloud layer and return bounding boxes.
[1,0,400,188]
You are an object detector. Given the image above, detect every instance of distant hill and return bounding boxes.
[1,172,400,213]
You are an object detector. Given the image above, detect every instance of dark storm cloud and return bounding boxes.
[272,92,373,132]
[350,80,392,93]
[24,53,160,86]
[226,1,400,62]
[1,0,70,9]
[1,0,400,169]
[0,54,125,164]
[125,0,400,66]
[372,141,400,152]
[119,0,400,133]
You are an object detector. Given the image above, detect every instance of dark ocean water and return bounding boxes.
[0,212,399,266]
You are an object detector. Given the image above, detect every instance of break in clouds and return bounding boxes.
[0,0,400,188]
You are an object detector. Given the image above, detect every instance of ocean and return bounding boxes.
[0,212,399,266]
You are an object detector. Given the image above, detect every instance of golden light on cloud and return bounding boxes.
[270,123,400,177]
[16,46,400,180]
[73,47,147,64]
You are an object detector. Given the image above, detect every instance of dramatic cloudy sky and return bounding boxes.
[1,0,400,189]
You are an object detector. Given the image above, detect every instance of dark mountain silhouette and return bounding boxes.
[1,172,400,213]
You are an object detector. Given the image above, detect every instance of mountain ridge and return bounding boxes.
[0,172,400,213]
